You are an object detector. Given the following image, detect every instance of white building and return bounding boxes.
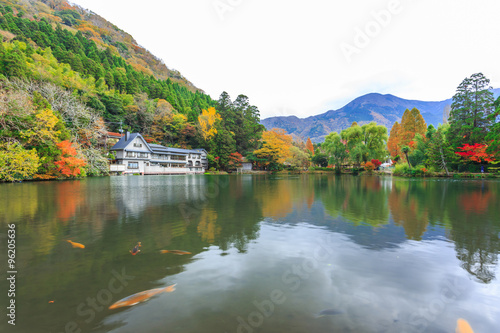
[109,132,206,175]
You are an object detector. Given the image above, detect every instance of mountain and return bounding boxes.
[262,89,500,143]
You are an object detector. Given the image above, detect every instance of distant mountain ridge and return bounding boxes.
[261,89,500,142]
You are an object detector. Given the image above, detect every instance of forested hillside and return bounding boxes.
[0,0,265,181]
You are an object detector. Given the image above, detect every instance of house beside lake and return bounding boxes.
[109,132,207,175]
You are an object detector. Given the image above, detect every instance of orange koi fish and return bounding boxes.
[130,242,141,255]
[66,240,85,249]
[160,250,191,255]
[456,318,474,333]
[108,284,176,310]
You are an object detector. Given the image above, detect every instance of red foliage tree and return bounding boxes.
[227,152,243,170]
[54,141,87,177]
[371,159,382,168]
[455,143,495,163]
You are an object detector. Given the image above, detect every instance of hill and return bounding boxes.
[0,0,264,181]
[262,89,500,142]
[0,0,199,91]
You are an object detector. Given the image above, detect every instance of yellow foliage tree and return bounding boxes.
[198,107,221,141]
[21,108,60,146]
[0,142,40,182]
[253,128,293,164]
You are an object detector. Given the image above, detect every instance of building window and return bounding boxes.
[171,155,186,161]
[134,143,142,148]
[138,152,148,158]
[126,152,135,157]
[128,162,139,169]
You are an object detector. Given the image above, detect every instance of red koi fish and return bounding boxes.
[108,284,176,310]
[130,242,141,255]
[66,240,85,249]
[456,318,474,333]
[160,250,191,255]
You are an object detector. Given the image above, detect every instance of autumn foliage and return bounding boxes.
[227,152,243,169]
[387,108,427,159]
[364,161,375,171]
[198,107,222,141]
[306,137,314,155]
[54,141,87,177]
[455,143,495,163]
[253,128,293,165]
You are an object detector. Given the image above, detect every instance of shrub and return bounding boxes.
[365,161,375,172]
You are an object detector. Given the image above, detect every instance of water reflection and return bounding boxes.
[1,175,499,333]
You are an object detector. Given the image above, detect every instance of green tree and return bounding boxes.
[323,132,348,171]
[427,125,456,175]
[448,73,494,147]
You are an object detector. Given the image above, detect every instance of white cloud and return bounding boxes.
[71,0,500,119]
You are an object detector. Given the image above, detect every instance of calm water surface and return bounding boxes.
[1,175,499,333]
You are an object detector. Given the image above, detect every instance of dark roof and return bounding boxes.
[110,133,153,152]
[111,133,204,155]
[150,144,201,155]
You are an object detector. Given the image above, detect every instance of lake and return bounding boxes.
[1,175,499,333]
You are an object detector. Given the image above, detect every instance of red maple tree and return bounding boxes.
[455,143,495,163]
[54,141,87,177]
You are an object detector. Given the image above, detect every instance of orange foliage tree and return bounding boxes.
[400,108,427,147]
[54,141,87,178]
[306,137,314,155]
[387,108,427,161]
[387,121,401,157]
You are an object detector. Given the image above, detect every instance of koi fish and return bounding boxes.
[66,240,85,249]
[456,318,474,333]
[160,250,191,255]
[130,242,141,255]
[108,284,176,310]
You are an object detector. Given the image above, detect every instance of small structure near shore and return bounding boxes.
[109,132,207,175]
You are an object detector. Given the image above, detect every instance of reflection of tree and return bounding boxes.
[447,184,500,283]
[258,179,294,218]
[56,180,83,221]
[197,209,220,243]
[320,176,389,227]
[388,181,429,240]
[0,182,39,224]
[459,191,495,214]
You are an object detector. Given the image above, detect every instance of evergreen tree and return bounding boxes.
[448,73,494,147]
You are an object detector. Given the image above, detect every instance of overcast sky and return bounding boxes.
[71,0,500,119]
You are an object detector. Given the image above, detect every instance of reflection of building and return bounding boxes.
[109,132,207,175]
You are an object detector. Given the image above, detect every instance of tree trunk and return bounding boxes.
[439,146,449,176]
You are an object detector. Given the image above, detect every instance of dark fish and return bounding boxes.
[130,242,141,255]
[160,250,191,255]
[315,309,343,317]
